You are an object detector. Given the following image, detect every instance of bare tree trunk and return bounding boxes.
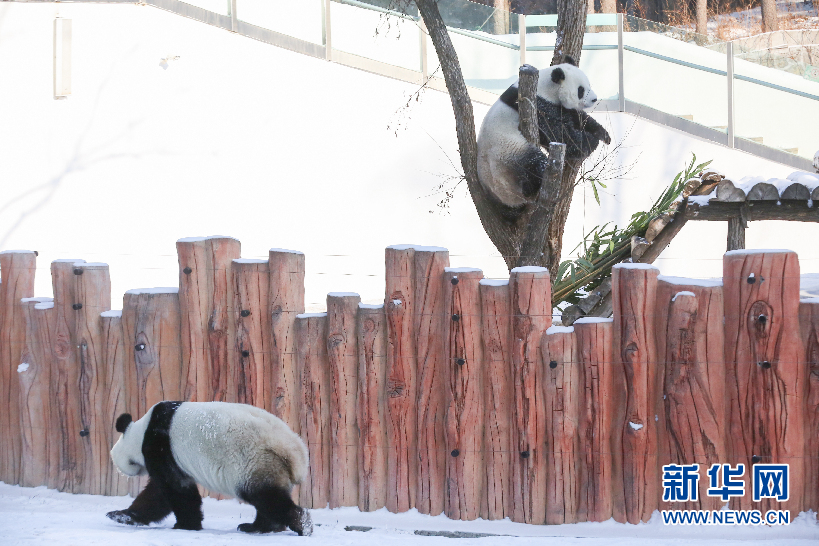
[492,0,511,35]
[761,0,779,33]
[416,0,592,277]
[546,0,589,277]
[696,0,708,36]
[552,0,589,67]
[414,0,530,268]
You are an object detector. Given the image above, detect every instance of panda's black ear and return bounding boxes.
[563,55,577,67]
[551,67,566,83]
[115,413,132,433]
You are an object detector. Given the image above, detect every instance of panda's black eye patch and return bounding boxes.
[578,86,585,100]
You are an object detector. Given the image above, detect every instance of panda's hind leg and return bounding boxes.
[106,478,172,526]
[237,485,313,536]
[516,144,548,199]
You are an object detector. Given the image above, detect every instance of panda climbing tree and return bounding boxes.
[410,0,605,277]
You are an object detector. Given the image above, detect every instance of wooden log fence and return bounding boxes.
[0,240,816,524]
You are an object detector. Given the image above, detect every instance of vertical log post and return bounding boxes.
[73,262,112,495]
[18,297,54,488]
[444,267,485,521]
[798,299,819,513]
[0,250,35,485]
[509,266,551,524]
[297,313,330,509]
[724,250,806,516]
[384,245,417,512]
[480,279,513,521]
[414,247,449,516]
[177,236,241,403]
[122,287,182,497]
[50,259,85,493]
[233,259,271,409]
[727,216,745,251]
[122,288,182,417]
[612,263,660,524]
[542,326,581,524]
[327,292,361,508]
[655,278,726,512]
[574,317,625,523]
[357,304,388,512]
[101,310,130,496]
[269,249,305,430]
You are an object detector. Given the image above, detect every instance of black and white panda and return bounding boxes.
[477,56,611,212]
[107,401,312,536]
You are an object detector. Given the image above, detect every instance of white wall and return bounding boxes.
[0,2,817,312]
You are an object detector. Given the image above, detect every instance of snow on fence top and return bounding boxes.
[0,241,817,526]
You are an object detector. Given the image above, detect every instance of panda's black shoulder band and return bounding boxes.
[116,413,133,433]
[499,84,519,111]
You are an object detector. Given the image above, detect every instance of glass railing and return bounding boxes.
[194,0,817,162]
[182,0,230,16]
[237,0,324,45]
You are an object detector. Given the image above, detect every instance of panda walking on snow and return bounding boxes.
[477,56,610,213]
[107,401,313,536]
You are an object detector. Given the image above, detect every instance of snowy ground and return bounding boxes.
[0,484,817,545]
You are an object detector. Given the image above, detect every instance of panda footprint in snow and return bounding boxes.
[107,401,312,536]
[477,56,610,215]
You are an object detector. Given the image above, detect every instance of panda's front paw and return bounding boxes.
[291,509,313,537]
[106,509,144,526]
[595,126,611,145]
[173,521,202,531]
[237,522,286,534]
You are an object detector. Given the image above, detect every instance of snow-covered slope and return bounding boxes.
[0,483,817,544]
[0,2,817,310]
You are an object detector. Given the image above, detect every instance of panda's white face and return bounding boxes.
[538,62,598,111]
[110,412,150,477]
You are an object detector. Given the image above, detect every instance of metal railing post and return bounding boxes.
[323,0,332,61]
[617,13,625,112]
[727,41,735,148]
[519,14,526,66]
[229,0,237,32]
[419,18,428,81]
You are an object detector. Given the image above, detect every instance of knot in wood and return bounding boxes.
[758,360,772,369]
[79,429,89,437]
[328,333,344,349]
[271,305,283,319]
[749,301,772,339]
[549,360,558,369]
[520,450,530,459]
[450,276,459,285]
[452,314,460,322]
[240,309,251,317]
[752,455,761,464]
[456,358,465,366]
[387,379,405,398]
[747,274,756,284]
[183,267,192,275]
[451,449,460,457]
[135,343,146,351]
[241,350,250,358]
[72,303,83,310]
[73,268,83,275]
[363,318,376,334]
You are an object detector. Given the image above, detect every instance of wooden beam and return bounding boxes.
[727,216,746,250]
[687,200,819,222]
